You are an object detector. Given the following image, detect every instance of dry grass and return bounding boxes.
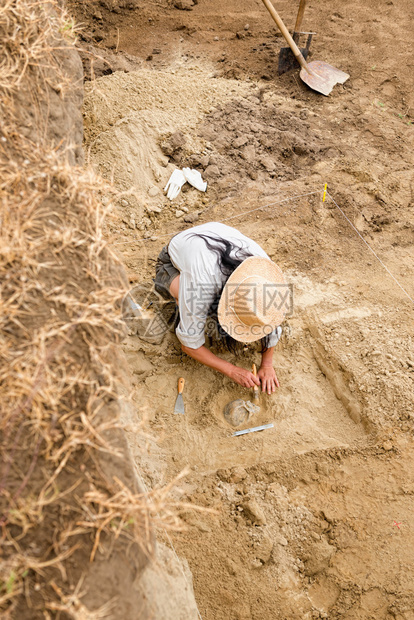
[0,1,190,617]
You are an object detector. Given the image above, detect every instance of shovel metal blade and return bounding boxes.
[174,393,185,415]
[300,60,349,96]
[278,45,309,75]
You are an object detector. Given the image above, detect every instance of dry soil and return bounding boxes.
[69,1,414,618]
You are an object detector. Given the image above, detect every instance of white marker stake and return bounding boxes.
[233,423,274,437]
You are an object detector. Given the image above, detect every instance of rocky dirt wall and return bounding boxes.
[0,2,198,618]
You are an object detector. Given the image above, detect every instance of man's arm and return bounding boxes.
[181,344,260,388]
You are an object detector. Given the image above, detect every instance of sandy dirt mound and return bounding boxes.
[83,68,250,219]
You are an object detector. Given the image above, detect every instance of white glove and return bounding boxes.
[182,167,207,192]
[164,169,186,201]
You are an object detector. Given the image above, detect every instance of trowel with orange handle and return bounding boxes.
[174,377,185,415]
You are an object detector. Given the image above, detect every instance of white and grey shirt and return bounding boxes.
[168,222,282,349]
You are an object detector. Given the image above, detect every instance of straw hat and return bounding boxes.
[218,256,288,343]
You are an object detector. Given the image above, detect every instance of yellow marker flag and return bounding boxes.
[322,183,327,202]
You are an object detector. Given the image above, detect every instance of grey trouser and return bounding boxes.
[154,245,180,300]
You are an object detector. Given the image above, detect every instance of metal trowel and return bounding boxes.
[174,377,185,414]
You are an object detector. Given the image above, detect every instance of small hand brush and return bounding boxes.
[252,363,259,401]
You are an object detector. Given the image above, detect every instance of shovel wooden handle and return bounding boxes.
[294,0,307,33]
[178,377,185,394]
[261,0,308,71]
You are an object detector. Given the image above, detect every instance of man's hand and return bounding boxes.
[180,344,275,391]
[181,345,261,389]
[228,366,261,388]
[258,365,280,394]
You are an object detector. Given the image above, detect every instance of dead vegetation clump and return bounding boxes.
[0,2,185,617]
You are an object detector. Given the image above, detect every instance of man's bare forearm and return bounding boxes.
[181,344,233,376]
[181,344,260,388]
[260,346,274,367]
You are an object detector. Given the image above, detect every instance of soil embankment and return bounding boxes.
[0,2,199,618]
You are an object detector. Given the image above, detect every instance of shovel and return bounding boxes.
[261,0,349,96]
[278,0,313,75]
